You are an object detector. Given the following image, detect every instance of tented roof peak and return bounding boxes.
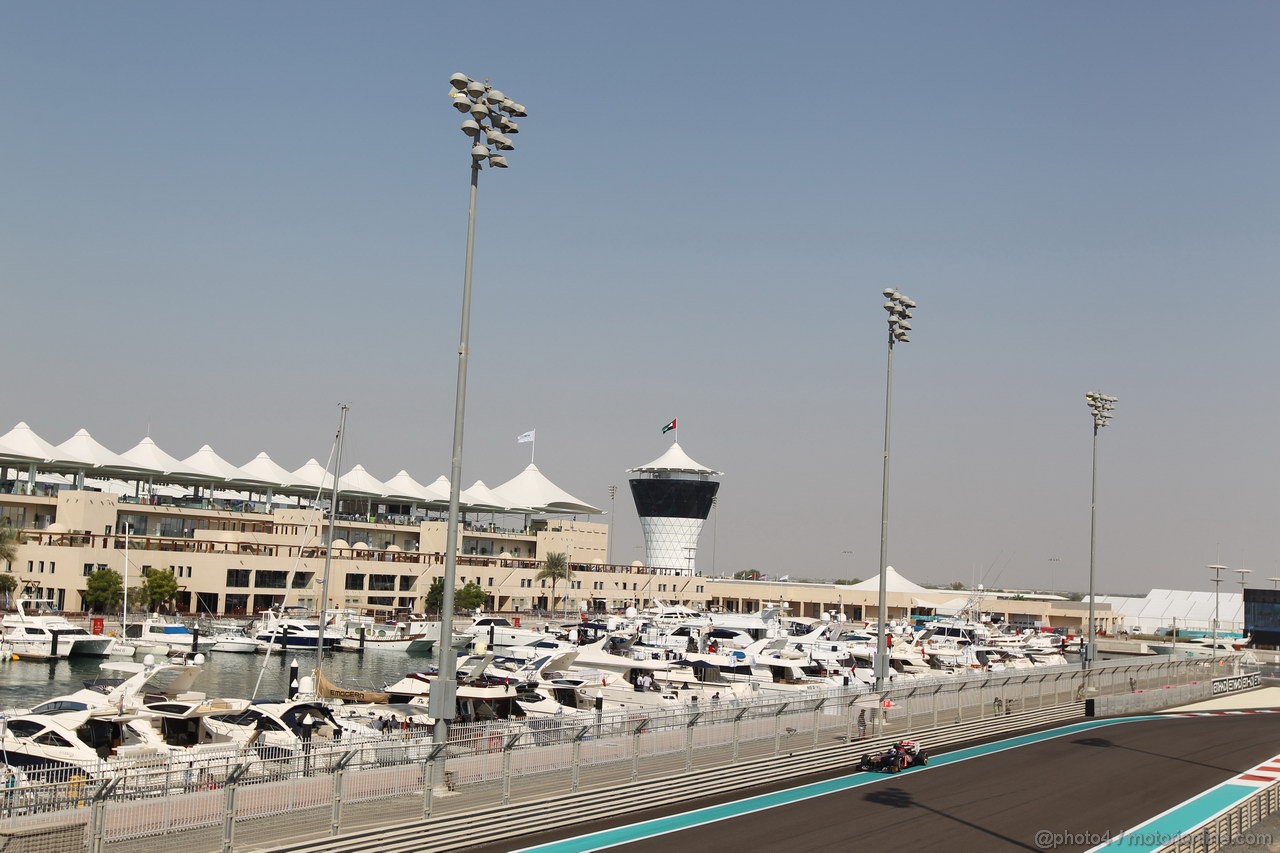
[628,441,722,476]
[490,463,601,514]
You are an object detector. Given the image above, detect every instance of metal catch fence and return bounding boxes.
[0,655,1231,853]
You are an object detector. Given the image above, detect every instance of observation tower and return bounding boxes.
[627,443,722,575]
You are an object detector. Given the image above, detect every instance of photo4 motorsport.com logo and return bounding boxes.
[1034,829,1272,848]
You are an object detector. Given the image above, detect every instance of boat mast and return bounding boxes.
[316,404,348,693]
[123,523,129,638]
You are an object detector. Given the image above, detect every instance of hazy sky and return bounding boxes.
[3,3,1278,596]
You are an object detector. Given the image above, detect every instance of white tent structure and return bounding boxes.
[461,480,517,512]
[1093,589,1245,635]
[627,442,723,477]
[846,565,933,595]
[291,458,336,493]
[0,435,28,460]
[0,422,92,468]
[55,429,141,472]
[338,465,389,498]
[183,445,272,487]
[120,437,202,479]
[425,476,453,502]
[490,463,601,514]
[238,452,304,489]
[383,470,449,505]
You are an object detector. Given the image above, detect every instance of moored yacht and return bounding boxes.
[252,606,343,649]
[1,597,115,659]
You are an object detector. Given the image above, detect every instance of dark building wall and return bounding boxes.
[1245,588,1280,647]
[629,479,719,520]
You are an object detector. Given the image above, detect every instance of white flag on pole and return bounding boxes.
[517,430,536,444]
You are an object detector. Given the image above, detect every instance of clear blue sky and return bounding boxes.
[3,2,1278,595]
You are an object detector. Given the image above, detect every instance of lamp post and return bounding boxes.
[1208,564,1227,659]
[1269,577,1280,590]
[606,485,616,567]
[434,73,527,749]
[1235,567,1252,639]
[875,288,915,693]
[1083,391,1116,671]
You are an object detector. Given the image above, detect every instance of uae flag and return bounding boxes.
[661,418,677,434]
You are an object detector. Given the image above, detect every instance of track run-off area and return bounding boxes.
[478,712,1280,853]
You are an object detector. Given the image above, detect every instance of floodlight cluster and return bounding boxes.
[1084,391,1117,430]
[449,72,527,169]
[882,288,917,344]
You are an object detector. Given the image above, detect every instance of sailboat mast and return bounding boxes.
[123,523,129,636]
[316,404,348,691]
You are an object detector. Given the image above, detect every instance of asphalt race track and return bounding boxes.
[473,714,1280,853]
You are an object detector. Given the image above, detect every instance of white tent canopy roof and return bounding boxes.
[425,476,454,502]
[490,463,601,514]
[291,458,335,492]
[627,442,722,476]
[0,422,90,466]
[847,566,933,594]
[2,419,597,514]
[119,437,202,478]
[462,480,521,512]
[238,453,304,489]
[383,470,449,504]
[183,444,272,486]
[338,464,389,498]
[56,429,143,471]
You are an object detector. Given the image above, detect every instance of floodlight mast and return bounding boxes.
[874,289,916,693]
[1083,391,1117,671]
[435,73,528,751]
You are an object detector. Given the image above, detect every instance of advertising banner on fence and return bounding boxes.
[1212,672,1262,695]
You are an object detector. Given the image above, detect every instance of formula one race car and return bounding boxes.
[857,740,929,773]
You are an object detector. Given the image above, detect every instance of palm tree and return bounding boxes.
[0,573,15,611]
[0,526,17,568]
[0,527,17,609]
[536,552,570,619]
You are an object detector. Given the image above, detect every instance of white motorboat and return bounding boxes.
[460,615,554,651]
[252,606,343,649]
[1147,636,1249,658]
[1,598,115,659]
[128,615,210,655]
[338,622,432,653]
[0,707,176,780]
[209,633,267,653]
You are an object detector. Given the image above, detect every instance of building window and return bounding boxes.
[255,571,288,589]
[226,569,251,588]
[83,564,95,577]
[345,575,365,591]
[49,562,54,575]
